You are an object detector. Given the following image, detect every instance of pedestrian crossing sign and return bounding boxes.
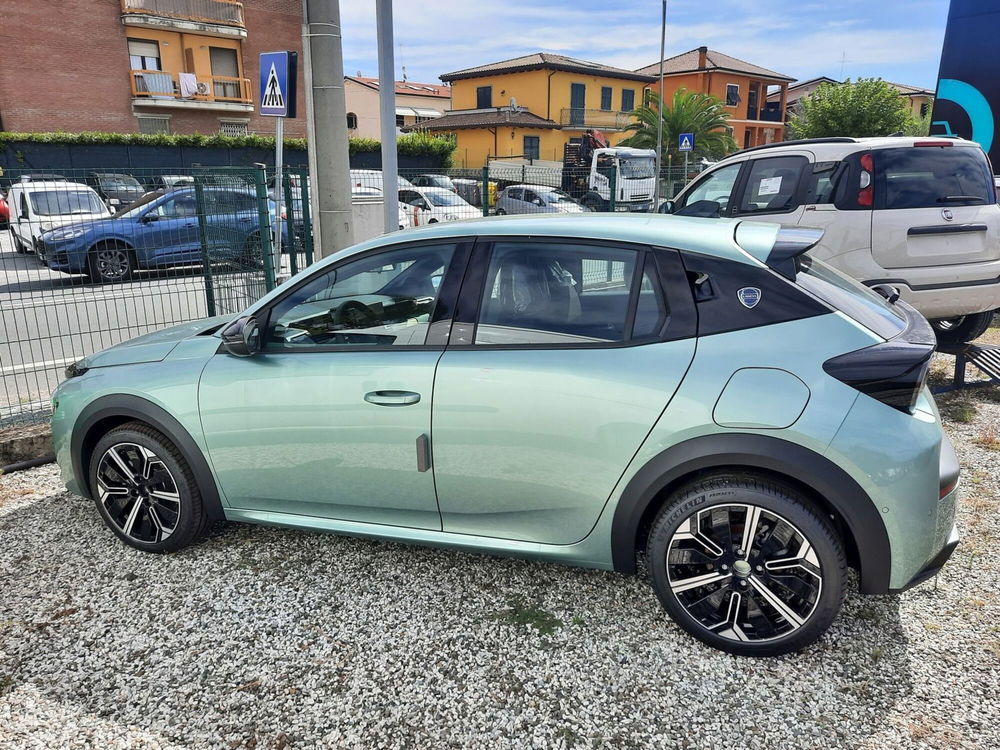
[678,133,695,152]
[259,51,297,117]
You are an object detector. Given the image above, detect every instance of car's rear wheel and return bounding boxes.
[87,242,135,283]
[496,208,507,215]
[646,472,846,656]
[89,422,208,552]
[930,312,994,345]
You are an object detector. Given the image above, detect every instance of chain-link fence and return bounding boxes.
[1,165,312,425]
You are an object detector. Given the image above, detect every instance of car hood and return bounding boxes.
[43,212,113,230]
[554,203,585,213]
[80,315,231,368]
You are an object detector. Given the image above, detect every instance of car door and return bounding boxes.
[431,239,697,545]
[869,145,1000,270]
[135,192,201,265]
[730,154,810,227]
[203,190,260,260]
[198,240,469,528]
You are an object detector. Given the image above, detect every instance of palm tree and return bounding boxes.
[619,89,737,160]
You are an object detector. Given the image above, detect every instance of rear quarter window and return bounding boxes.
[874,146,995,209]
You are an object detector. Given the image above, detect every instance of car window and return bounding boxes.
[679,163,741,212]
[474,242,645,345]
[737,156,806,214]
[632,256,667,338]
[399,190,421,206]
[267,244,455,349]
[152,194,198,218]
[874,146,995,209]
[524,190,539,204]
[508,188,523,201]
[801,161,843,205]
[426,191,467,207]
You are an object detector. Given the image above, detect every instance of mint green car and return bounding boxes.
[51,214,960,656]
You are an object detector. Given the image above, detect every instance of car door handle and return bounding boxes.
[364,390,421,406]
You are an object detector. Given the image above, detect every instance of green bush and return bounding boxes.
[0,131,456,163]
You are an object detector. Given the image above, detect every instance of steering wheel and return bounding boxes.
[332,300,377,329]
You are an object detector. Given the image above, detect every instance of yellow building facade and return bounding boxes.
[415,54,655,167]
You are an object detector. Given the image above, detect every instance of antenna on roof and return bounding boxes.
[510,96,520,113]
[356,70,362,77]
[402,65,407,82]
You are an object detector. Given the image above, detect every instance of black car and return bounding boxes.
[88,173,147,210]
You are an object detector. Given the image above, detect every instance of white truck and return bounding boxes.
[488,145,656,212]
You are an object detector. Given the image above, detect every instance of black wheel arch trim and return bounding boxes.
[610,433,891,594]
[71,394,225,521]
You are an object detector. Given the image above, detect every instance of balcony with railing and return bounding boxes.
[130,70,253,111]
[121,0,245,35]
[559,108,634,131]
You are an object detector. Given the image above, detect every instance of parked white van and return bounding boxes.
[7,179,112,256]
[663,137,1000,343]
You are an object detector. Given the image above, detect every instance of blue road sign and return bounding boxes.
[678,133,695,152]
[259,51,297,118]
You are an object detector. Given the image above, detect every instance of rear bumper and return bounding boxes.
[889,523,960,593]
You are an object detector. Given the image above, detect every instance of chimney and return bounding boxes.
[697,46,708,69]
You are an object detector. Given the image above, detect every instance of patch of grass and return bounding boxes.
[939,400,978,423]
[571,615,586,627]
[494,598,563,636]
[974,423,1000,450]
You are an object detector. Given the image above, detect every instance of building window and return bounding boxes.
[726,84,740,107]
[136,115,170,134]
[209,46,241,99]
[920,101,929,118]
[128,38,161,71]
[621,89,635,112]
[347,112,358,129]
[477,85,492,109]
[396,114,405,128]
[600,86,612,111]
[523,135,540,160]
[219,120,249,136]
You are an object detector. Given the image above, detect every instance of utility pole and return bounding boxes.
[301,0,353,258]
[653,0,667,208]
[376,0,398,233]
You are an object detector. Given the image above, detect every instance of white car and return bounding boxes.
[665,136,1000,344]
[349,169,415,193]
[398,186,479,225]
[6,179,111,255]
[352,186,411,230]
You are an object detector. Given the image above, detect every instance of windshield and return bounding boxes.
[30,190,106,216]
[619,157,656,180]
[98,175,142,189]
[426,192,468,207]
[539,189,576,204]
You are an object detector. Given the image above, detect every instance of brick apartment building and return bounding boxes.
[0,0,306,137]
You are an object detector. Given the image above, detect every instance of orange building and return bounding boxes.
[636,47,794,149]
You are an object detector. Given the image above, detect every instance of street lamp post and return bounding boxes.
[653,0,667,208]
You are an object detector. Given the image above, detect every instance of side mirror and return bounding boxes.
[533,198,544,206]
[658,200,675,214]
[140,213,159,223]
[675,199,722,219]
[221,316,261,357]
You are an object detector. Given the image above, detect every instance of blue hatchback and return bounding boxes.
[38,187,284,283]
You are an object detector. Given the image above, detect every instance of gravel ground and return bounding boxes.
[1,386,999,749]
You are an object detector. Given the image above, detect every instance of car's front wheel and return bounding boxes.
[89,422,209,552]
[930,312,994,345]
[87,242,135,283]
[10,229,28,254]
[646,472,846,656]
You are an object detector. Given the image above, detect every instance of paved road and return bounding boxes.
[0,231,244,421]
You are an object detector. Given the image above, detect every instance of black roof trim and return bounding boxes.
[736,137,858,156]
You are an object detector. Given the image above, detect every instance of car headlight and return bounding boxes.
[40,221,55,232]
[50,227,89,240]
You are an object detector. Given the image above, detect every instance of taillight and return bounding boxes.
[858,153,873,207]
[823,340,934,414]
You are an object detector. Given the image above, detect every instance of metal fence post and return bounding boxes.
[298,166,314,265]
[252,164,277,291]
[282,172,298,276]
[609,170,617,212]
[193,176,217,317]
[481,166,490,217]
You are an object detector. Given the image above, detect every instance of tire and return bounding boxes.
[87,242,135,284]
[646,472,846,656]
[930,311,995,345]
[583,196,603,212]
[89,421,209,553]
[10,229,28,254]
[496,209,507,215]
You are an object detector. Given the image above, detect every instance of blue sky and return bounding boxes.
[342,0,951,90]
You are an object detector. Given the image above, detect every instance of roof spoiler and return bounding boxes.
[766,227,824,280]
